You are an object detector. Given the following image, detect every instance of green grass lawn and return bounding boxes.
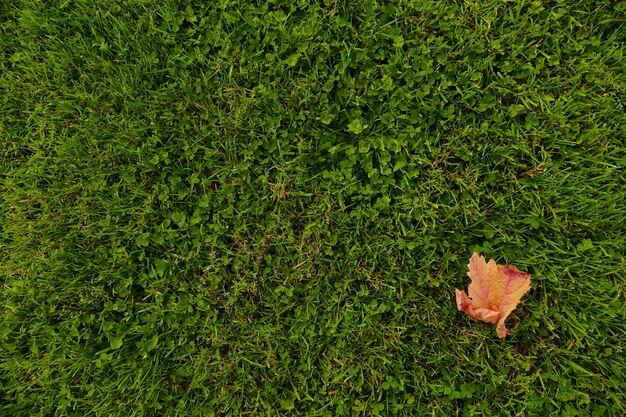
[1,0,625,415]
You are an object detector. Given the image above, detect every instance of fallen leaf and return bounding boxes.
[456,252,531,338]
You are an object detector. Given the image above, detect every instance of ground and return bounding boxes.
[1,0,625,416]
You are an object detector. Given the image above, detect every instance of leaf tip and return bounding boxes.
[455,289,470,311]
[496,321,507,339]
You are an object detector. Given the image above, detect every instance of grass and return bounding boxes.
[1,0,625,415]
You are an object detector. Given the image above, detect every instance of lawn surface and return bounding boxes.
[1,0,626,416]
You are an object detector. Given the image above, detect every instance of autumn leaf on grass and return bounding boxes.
[455,253,531,338]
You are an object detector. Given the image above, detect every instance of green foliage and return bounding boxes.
[1,0,625,415]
